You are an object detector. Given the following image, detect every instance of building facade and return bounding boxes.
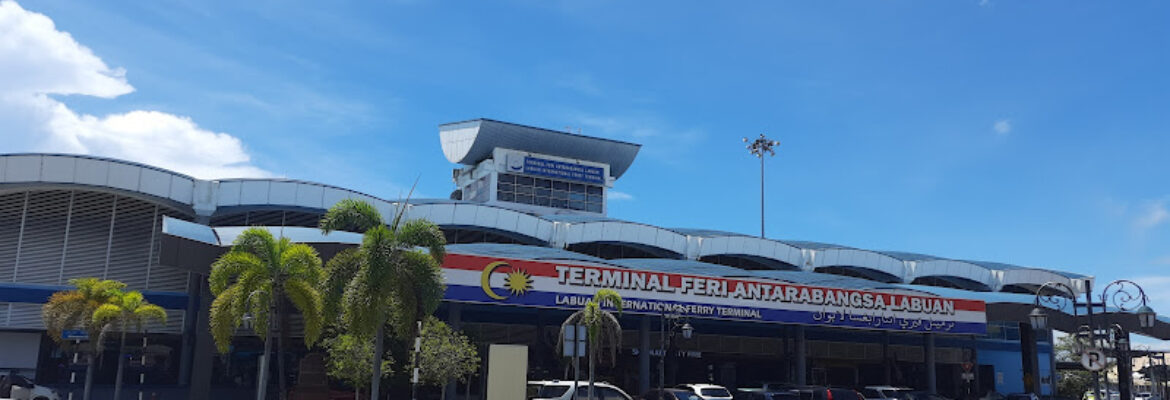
[0,119,1161,399]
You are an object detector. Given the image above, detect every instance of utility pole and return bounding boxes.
[743,134,780,238]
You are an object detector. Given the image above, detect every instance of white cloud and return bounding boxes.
[978,0,991,7]
[1134,199,1169,230]
[993,119,1012,135]
[0,0,270,179]
[607,190,634,201]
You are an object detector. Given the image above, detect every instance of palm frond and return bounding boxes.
[319,199,384,234]
[209,286,243,353]
[229,227,278,265]
[396,219,447,264]
[133,304,167,331]
[209,251,263,295]
[321,248,363,324]
[284,280,324,348]
[281,243,323,284]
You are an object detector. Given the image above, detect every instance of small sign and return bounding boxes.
[962,372,975,381]
[962,362,974,372]
[1082,348,1107,371]
[62,330,88,340]
[562,325,586,357]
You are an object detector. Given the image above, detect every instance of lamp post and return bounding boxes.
[1030,280,1157,400]
[659,314,694,393]
[742,134,779,238]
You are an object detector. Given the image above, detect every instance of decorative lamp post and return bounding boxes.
[658,314,694,393]
[742,134,780,238]
[1137,305,1158,329]
[1033,279,1157,400]
[1029,307,1049,332]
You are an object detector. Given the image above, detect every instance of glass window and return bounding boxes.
[601,388,628,400]
[587,185,602,195]
[516,185,533,195]
[553,181,568,190]
[517,176,534,186]
[587,203,603,213]
[570,183,585,193]
[497,191,513,202]
[570,201,585,210]
[551,199,568,208]
[863,389,881,398]
[535,197,551,206]
[529,384,571,399]
[516,194,533,204]
[498,183,513,193]
[701,388,732,398]
[535,188,550,197]
[499,174,515,183]
[553,190,568,200]
[569,193,586,202]
[587,194,603,204]
[536,179,551,188]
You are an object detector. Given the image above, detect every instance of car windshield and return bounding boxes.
[528,384,572,399]
[702,388,733,398]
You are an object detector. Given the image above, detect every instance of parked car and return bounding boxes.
[0,373,60,400]
[861,386,914,400]
[736,383,800,400]
[676,384,734,400]
[898,391,951,400]
[528,380,634,400]
[788,386,864,400]
[645,388,702,400]
[735,388,800,400]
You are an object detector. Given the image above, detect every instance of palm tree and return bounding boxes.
[42,277,126,400]
[318,199,446,400]
[209,227,325,400]
[92,290,167,400]
[559,289,623,400]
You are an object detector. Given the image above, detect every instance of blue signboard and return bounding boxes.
[62,329,88,340]
[522,156,604,184]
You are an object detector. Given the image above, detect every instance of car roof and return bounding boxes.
[682,384,728,389]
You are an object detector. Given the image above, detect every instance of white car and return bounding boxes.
[676,384,734,400]
[862,386,914,400]
[528,380,634,400]
[0,373,60,400]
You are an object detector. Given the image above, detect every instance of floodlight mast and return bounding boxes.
[743,134,780,238]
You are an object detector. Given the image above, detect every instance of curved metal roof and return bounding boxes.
[439,119,642,178]
[445,243,608,264]
[4,153,1097,296]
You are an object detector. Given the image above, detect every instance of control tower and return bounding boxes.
[439,119,641,216]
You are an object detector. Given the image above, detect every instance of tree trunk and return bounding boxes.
[277,298,288,400]
[441,383,447,400]
[588,345,595,400]
[113,328,128,400]
[83,352,95,400]
[411,319,421,400]
[258,304,276,400]
[370,324,384,400]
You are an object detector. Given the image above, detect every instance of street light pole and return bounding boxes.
[743,134,779,238]
[1033,280,1157,400]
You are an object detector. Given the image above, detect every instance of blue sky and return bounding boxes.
[3,1,1170,317]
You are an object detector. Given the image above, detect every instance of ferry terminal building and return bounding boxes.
[1,119,1168,399]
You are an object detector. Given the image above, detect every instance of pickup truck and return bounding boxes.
[0,374,60,400]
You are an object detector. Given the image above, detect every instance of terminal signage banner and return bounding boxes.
[441,253,988,334]
[520,156,605,184]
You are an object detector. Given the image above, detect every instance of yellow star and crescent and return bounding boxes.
[480,261,533,300]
